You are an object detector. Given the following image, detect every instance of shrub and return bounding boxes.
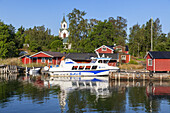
[129,60,138,65]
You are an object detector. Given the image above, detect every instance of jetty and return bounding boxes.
[109,71,170,80]
[0,65,18,74]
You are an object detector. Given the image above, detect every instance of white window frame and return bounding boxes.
[48,58,52,63]
[41,57,45,63]
[121,55,126,60]
[148,59,152,66]
[102,47,107,51]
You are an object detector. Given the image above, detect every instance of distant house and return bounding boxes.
[20,51,65,65]
[145,51,170,72]
[95,45,130,64]
[95,45,114,54]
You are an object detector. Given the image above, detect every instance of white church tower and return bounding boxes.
[59,15,71,49]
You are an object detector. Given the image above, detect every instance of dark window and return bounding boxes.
[63,24,65,28]
[79,66,85,70]
[72,66,78,70]
[72,82,77,86]
[92,66,97,69]
[85,66,91,70]
[102,47,106,51]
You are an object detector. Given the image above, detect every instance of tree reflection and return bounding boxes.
[0,77,53,108]
[66,88,126,112]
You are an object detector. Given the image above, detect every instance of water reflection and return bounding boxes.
[0,74,170,113]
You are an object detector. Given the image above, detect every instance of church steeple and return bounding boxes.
[62,15,66,23]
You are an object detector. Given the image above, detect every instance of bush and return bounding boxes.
[129,60,138,65]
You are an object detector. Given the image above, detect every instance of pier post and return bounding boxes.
[133,73,135,80]
[115,74,117,80]
[160,74,162,85]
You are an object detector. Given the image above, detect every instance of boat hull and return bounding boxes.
[48,69,114,76]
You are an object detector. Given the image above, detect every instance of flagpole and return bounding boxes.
[151,17,153,51]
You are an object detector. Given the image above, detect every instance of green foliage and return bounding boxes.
[0,21,18,58]
[50,40,63,52]
[129,60,138,65]
[67,8,127,53]
[128,18,168,57]
[136,58,145,61]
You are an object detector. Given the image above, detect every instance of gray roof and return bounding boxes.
[43,51,65,57]
[99,53,118,60]
[66,53,97,60]
[148,51,170,59]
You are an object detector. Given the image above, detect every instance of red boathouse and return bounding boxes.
[145,51,170,72]
[20,51,65,65]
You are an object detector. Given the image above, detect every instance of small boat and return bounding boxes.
[29,67,41,75]
[45,57,119,76]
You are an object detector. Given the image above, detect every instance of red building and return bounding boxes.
[95,45,114,53]
[20,51,65,65]
[145,51,170,72]
[95,45,130,64]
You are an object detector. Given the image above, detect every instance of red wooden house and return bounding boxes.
[95,45,130,64]
[145,51,170,72]
[20,51,65,65]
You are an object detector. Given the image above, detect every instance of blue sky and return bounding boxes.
[0,0,170,36]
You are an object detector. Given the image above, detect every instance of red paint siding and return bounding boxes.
[119,54,130,63]
[32,53,51,57]
[155,59,170,71]
[126,55,130,63]
[146,54,154,71]
[96,46,113,53]
[22,57,31,64]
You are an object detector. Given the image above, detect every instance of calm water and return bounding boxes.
[0,74,170,113]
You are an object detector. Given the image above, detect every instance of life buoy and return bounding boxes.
[136,73,140,78]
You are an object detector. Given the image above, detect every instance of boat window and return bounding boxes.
[98,60,102,63]
[91,59,97,63]
[79,82,85,86]
[86,82,90,86]
[104,60,109,63]
[79,66,85,70]
[92,82,97,86]
[72,66,78,70]
[72,82,77,86]
[85,66,91,70]
[92,66,97,69]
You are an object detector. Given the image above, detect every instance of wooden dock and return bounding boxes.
[0,65,18,74]
[109,71,170,80]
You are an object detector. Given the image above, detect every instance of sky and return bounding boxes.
[0,0,170,36]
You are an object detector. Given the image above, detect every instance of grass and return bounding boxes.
[0,58,47,67]
[136,58,145,61]
[119,63,144,70]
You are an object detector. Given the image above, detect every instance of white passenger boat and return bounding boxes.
[46,57,119,76]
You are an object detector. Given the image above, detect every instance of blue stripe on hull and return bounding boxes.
[50,70,109,75]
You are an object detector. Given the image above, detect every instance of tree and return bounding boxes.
[67,8,88,51]
[24,25,53,52]
[0,21,18,58]
[15,26,25,49]
[50,40,63,52]
[128,18,165,57]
